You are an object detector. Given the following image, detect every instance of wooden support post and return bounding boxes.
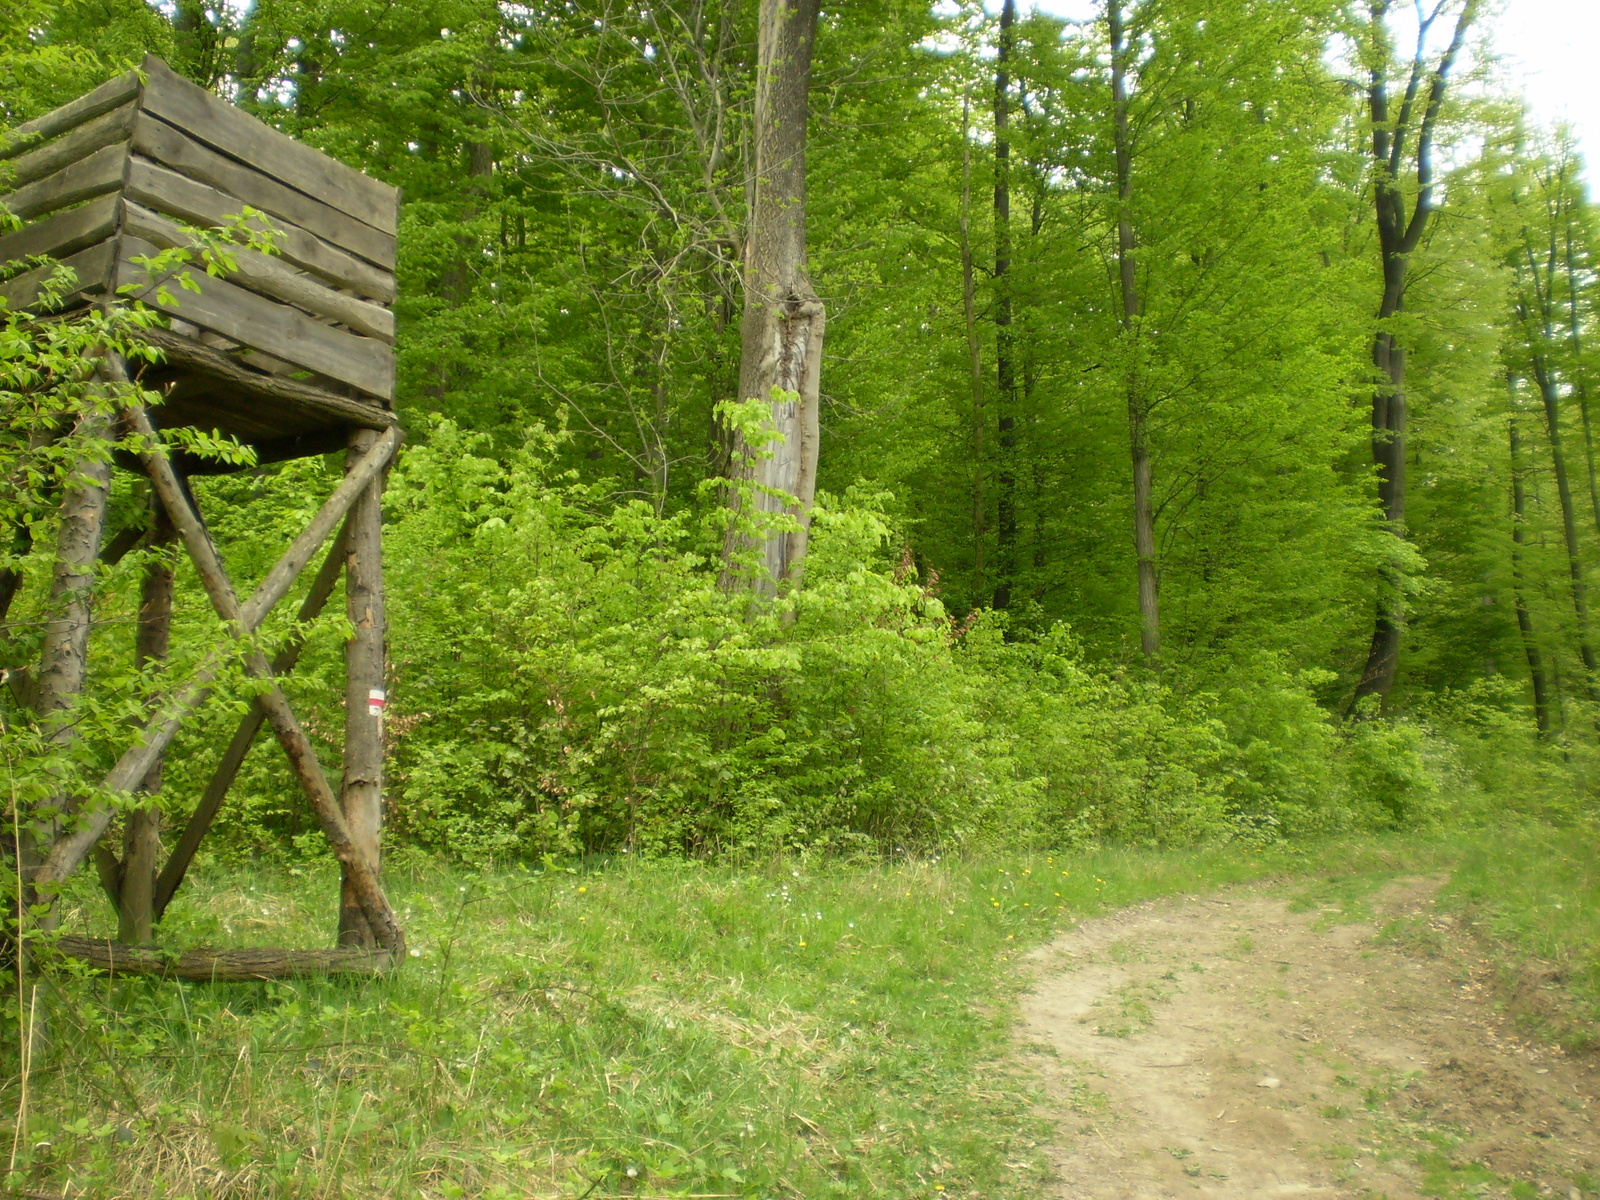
[125,401,405,954]
[21,407,113,905]
[29,378,397,916]
[339,430,387,948]
[117,499,175,944]
[152,524,347,920]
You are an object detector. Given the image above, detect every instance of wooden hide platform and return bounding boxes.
[0,54,399,464]
[1,60,406,978]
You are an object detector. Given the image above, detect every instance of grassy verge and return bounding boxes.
[10,824,1595,1199]
[5,837,1458,1200]
[1431,818,1600,1053]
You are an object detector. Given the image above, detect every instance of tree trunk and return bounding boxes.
[1355,253,1408,706]
[721,0,824,596]
[1351,0,1476,709]
[1508,402,1551,735]
[117,499,175,945]
[1108,0,1158,663]
[960,96,986,602]
[992,0,1018,611]
[1529,350,1600,698]
[339,431,387,948]
[1562,218,1600,540]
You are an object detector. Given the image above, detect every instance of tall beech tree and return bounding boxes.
[1351,0,1478,708]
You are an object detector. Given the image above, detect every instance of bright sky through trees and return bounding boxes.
[1030,0,1600,180]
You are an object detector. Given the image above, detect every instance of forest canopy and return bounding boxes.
[2,0,1597,866]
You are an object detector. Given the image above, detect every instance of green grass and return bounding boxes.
[2,824,1589,1199]
[3,837,1450,1200]
[1433,818,1600,1051]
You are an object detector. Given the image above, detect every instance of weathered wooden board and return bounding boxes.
[130,113,394,270]
[0,70,140,161]
[0,238,115,309]
[0,193,119,265]
[119,241,394,399]
[2,103,137,192]
[122,202,394,341]
[0,141,128,222]
[125,158,395,302]
[134,327,395,431]
[140,56,398,237]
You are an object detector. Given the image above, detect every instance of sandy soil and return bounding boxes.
[1018,877,1599,1199]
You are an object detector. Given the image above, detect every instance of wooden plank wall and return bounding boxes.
[0,55,398,408]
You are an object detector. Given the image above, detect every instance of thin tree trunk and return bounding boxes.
[1508,401,1552,735]
[1108,0,1158,663]
[1562,217,1600,540]
[961,96,987,602]
[721,0,824,595]
[1529,349,1600,697]
[116,499,175,944]
[339,431,387,948]
[992,0,1017,611]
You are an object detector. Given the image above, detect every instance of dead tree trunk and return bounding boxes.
[992,0,1018,611]
[1108,0,1158,664]
[339,430,387,948]
[1351,0,1477,708]
[1508,394,1551,735]
[721,0,824,596]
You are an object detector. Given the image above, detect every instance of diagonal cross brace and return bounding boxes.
[30,378,401,954]
[121,400,406,954]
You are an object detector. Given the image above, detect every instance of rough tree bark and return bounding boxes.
[1507,394,1551,735]
[992,0,1018,611]
[721,0,824,596]
[1108,0,1159,663]
[1352,0,1477,708]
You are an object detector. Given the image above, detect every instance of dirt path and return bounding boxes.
[1019,877,1599,1199]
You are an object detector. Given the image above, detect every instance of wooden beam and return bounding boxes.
[0,70,140,161]
[131,113,394,269]
[339,431,387,948]
[117,498,175,944]
[0,194,120,272]
[139,55,398,237]
[0,141,127,223]
[2,103,137,192]
[130,327,395,430]
[52,936,392,981]
[126,158,395,302]
[0,239,116,311]
[153,525,349,920]
[122,201,394,341]
[126,402,405,954]
[119,234,394,400]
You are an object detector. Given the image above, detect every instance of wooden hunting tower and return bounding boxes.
[1,56,406,977]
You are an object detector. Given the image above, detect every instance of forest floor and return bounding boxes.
[1019,875,1600,1200]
